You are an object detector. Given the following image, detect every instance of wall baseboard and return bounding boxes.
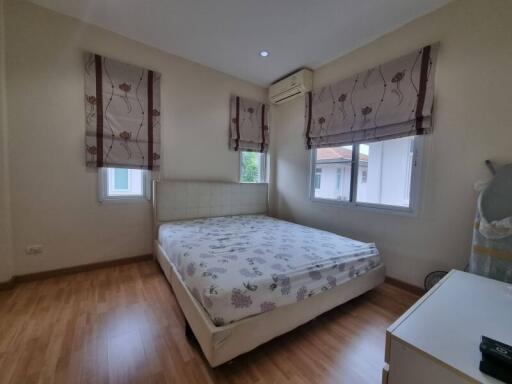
[385,276,425,296]
[0,254,153,290]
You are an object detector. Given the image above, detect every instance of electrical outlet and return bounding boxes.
[25,245,43,255]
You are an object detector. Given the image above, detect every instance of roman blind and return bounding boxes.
[229,95,269,153]
[84,53,161,170]
[305,44,439,149]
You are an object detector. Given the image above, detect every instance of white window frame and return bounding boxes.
[98,167,151,203]
[309,136,424,216]
[239,151,268,184]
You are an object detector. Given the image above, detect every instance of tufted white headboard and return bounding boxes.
[153,180,268,224]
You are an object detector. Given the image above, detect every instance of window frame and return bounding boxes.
[309,136,424,216]
[239,151,268,184]
[98,167,151,203]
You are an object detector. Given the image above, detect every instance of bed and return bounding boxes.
[153,180,385,367]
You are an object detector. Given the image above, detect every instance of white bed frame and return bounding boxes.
[153,180,385,367]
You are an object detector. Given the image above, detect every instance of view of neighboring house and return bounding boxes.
[314,136,414,207]
[314,146,368,201]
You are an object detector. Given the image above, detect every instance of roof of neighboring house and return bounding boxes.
[317,147,368,162]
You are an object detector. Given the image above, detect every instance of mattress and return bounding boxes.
[158,215,381,325]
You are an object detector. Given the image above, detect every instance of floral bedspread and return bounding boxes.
[158,215,381,325]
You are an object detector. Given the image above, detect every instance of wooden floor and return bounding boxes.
[0,260,419,384]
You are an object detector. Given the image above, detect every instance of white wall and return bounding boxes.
[271,0,512,286]
[0,0,14,282]
[4,0,265,276]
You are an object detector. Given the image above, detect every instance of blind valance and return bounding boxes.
[305,44,438,149]
[229,95,269,153]
[85,53,161,170]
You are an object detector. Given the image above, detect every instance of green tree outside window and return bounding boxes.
[241,151,261,182]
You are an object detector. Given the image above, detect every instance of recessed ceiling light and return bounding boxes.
[259,50,269,57]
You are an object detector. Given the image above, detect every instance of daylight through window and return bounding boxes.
[311,136,420,210]
[240,151,266,183]
[99,168,148,201]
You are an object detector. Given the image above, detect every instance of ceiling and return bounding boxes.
[29,0,451,85]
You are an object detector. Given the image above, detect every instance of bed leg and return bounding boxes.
[185,321,197,343]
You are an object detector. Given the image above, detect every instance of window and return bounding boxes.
[361,170,368,183]
[240,151,266,183]
[98,168,150,202]
[312,145,353,201]
[310,136,422,212]
[335,168,342,190]
[314,168,322,189]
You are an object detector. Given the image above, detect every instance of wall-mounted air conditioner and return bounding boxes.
[269,69,313,105]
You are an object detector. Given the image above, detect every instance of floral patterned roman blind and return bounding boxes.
[84,53,161,170]
[229,95,269,153]
[305,44,439,149]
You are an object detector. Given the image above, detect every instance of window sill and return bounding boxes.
[310,197,418,218]
[98,196,151,204]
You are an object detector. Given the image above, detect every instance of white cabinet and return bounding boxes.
[384,270,512,384]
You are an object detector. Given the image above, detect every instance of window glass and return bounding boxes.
[240,151,266,183]
[314,168,322,189]
[310,136,419,211]
[361,170,368,183]
[107,168,144,197]
[114,168,129,190]
[335,168,342,190]
[356,136,414,207]
[313,145,353,201]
